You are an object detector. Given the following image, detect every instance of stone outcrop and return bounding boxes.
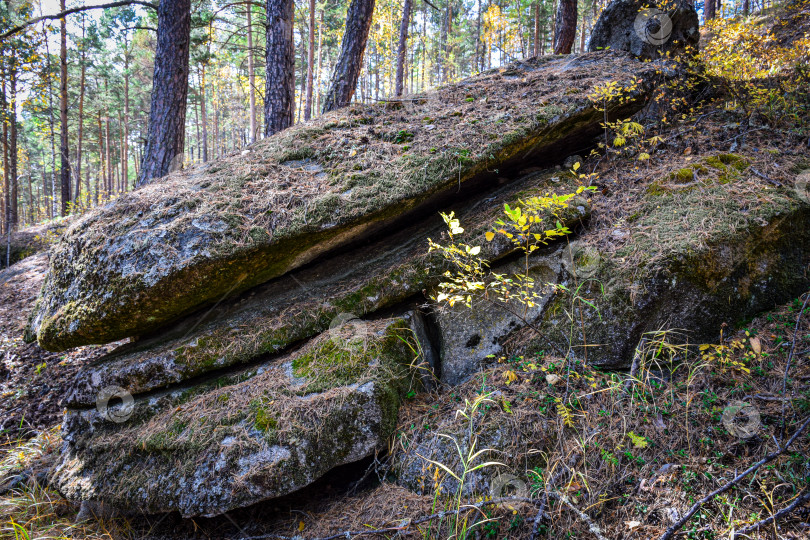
[52,319,418,517]
[34,49,810,520]
[28,52,661,352]
[0,218,70,269]
[588,0,700,60]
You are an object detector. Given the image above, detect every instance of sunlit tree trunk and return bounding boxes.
[305,0,316,120]
[2,74,7,236]
[59,0,71,216]
[265,0,295,133]
[246,6,258,141]
[553,0,576,54]
[322,0,375,112]
[200,68,209,161]
[97,111,103,206]
[9,66,18,227]
[76,17,86,204]
[394,0,412,96]
[579,8,587,53]
[138,0,191,186]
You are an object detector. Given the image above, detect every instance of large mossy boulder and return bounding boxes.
[529,156,810,366]
[52,319,419,517]
[59,170,590,408]
[28,52,662,352]
[588,0,699,60]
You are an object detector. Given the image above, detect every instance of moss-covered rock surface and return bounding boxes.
[29,52,662,351]
[52,319,419,517]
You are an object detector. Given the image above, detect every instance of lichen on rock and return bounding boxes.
[52,318,420,517]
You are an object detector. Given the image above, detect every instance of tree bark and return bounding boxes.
[533,1,540,56]
[322,0,375,113]
[2,74,7,235]
[553,0,576,54]
[76,18,87,205]
[474,0,482,71]
[97,111,104,206]
[304,0,315,120]
[9,67,18,228]
[200,68,209,161]
[265,0,295,134]
[394,0,412,96]
[705,0,716,20]
[59,0,71,216]
[579,7,586,53]
[122,45,130,190]
[315,8,323,114]
[104,79,112,197]
[247,5,257,141]
[138,0,191,187]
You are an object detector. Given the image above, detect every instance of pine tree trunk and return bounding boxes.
[59,0,71,216]
[533,2,540,56]
[2,75,7,236]
[76,18,86,204]
[122,49,130,191]
[553,0,576,54]
[394,0,412,96]
[97,111,103,206]
[316,8,324,114]
[297,22,306,121]
[42,26,58,217]
[9,66,18,228]
[705,0,716,20]
[104,79,112,198]
[322,0,376,113]
[200,68,209,161]
[138,0,191,187]
[475,0,482,71]
[265,0,295,134]
[247,6,258,141]
[305,0,316,120]
[579,8,586,53]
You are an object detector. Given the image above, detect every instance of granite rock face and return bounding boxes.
[28,52,660,352]
[588,0,699,60]
[52,319,419,517]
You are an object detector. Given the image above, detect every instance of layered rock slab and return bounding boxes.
[532,161,810,366]
[52,319,419,517]
[62,170,591,407]
[29,52,663,351]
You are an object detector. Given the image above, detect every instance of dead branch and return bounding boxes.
[657,415,810,540]
[732,490,810,538]
[781,292,810,442]
[0,0,157,40]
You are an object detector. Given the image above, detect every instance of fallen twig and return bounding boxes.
[732,490,810,538]
[531,453,581,538]
[657,415,810,540]
[781,293,810,442]
[749,167,782,187]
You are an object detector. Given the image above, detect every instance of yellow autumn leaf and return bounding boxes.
[485,231,495,242]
